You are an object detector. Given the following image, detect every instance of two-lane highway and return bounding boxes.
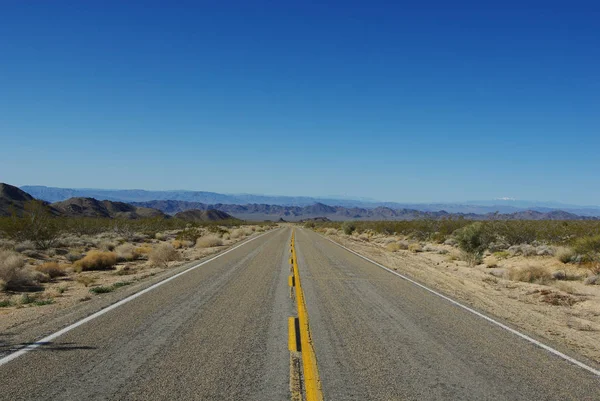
[1,226,599,400]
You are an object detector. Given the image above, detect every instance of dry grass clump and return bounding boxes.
[230,229,245,239]
[386,243,402,252]
[408,243,422,253]
[196,235,224,248]
[15,240,35,252]
[554,281,577,295]
[75,251,118,271]
[115,243,136,261]
[35,262,68,279]
[133,245,153,259]
[485,257,498,268]
[0,250,40,291]
[325,228,338,235]
[172,239,193,249]
[149,243,180,267]
[507,264,552,284]
[556,247,577,263]
[98,240,117,252]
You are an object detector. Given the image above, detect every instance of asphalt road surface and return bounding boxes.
[1,227,599,400]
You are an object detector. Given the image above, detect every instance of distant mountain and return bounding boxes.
[51,197,166,219]
[174,209,236,222]
[22,185,600,216]
[132,200,599,222]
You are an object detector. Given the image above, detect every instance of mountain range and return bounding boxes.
[21,185,600,217]
[2,184,598,221]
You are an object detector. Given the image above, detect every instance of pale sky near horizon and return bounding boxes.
[2,2,599,204]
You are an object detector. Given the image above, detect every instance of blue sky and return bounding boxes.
[1,1,599,204]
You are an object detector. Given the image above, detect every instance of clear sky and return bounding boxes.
[1,1,599,204]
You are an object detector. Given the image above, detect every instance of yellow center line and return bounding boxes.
[289,229,324,401]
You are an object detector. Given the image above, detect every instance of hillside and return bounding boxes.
[0,183,56,216]
[174,209,236,222]
[51,198,166,219]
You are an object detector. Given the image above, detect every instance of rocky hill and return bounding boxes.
[51,197,166,219]
[0,183,56,216]
[174,209,236,222]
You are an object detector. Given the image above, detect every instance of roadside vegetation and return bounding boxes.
[0,201,274,309]
[309,219,600,286]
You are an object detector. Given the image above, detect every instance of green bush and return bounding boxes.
[342,222,356,235]
[572,235,600,262]
[454,223,493,265]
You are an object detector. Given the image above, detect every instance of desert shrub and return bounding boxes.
[454,223,493,265]
[408,243,422,253]
[0,250,40,291]
[556,247,577,264]
[133,245,153,259]
[507,265,552,284]
[176,227,203,242]
[66,251,84,263]
[206,226,229,238]
[98,240,117,252]
[155,232,167,241]
[572,235,600,262]
[341,222,356,235]
[149,243,180,267]
[75,251,118,271]
[89,285,114,294]
[485,257,498,268]
[35,262,68,279]
[14,240,35,252]
[196,235,224,248]
[325,228,338,235]
[304,221,316,229]
[115,243,136,261]
[493,251,510,260]
[386,243,401,252]
[230,229,245,239]
[172,239,193,249]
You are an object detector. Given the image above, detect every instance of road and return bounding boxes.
[1,227,599,400]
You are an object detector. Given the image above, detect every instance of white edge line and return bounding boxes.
[0,229,278,367]
[312,230,600,377]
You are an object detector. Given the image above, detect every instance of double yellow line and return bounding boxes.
[288,230,324,401]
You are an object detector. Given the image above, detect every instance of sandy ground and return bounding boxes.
[321,231,600,364]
